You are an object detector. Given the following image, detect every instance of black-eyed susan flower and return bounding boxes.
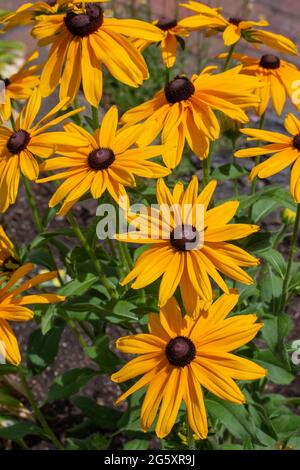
[0,225,19,275]
[0,263,65,365]
[0,51,40,121]
[111,292,266,439]
[180,1,297,55]
[28,1,164,106]
[0,0,61,30]
[223,53,300,116]
[117,176,259,311]
[0,1,106,29]
[121,67,262,169]
[37,105,170,215]
[235,113,300,203]
[132,17,190,68]
[0,88,85,212]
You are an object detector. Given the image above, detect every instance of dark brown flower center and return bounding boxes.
[164,75,195,104]
[6,130,30,154]
[259,54,281,69]
[156,17,177,31]
[293,134,300,150]
[88,148,115,170]
[64,4,103,37]
[47,0,56,6]
[228,17,244,26]
[0,76,10,87]
[170,224,199,251]
[165,336,196,367]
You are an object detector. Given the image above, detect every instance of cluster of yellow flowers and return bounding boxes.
[1,0,300,440]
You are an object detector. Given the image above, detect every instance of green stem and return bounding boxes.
[279,204,300,313]
[65,317,88,349]
[120,242,133,271]
[22,175,64,286]
[91,106,99,130]
[250,111,266,196]
[202,157,210,187]
[222,43,236,71]
[18,367,64,450]
[73,97,82,125]
[67,212,118,300]
[165,67,170,86]
[22,176,43,232]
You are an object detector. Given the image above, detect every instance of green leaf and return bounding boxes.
[124,438,149,450]
[260,267,283,313]
[58,274,98,296]
[239,231,273,254]
[260,249,286,278]
[261,315,292,353]
[252,198,281,223]
[0,390,21,408]
[272,414,300,436]
[255,350,294,385]
[211,163,247,181]
[27,323,65,375]
[47,368,98,402]
[108,300,138,322]
[72,396,121,429]
[40,304,59,335]
[206,398,257,442]
[0,421,42,440]
[85,335,121,373]
[65,433,108,450]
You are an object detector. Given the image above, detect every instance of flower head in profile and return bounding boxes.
[235,113,300,203]
[0,88,85,212]
[111,291,266,439]
[0,51,40,121]
[121,67,262,169]
[222,53,300,117]
[180,1,297,55]
[27,1,164,106]
[0,263,65,365]
[37,106,170,215]
[0,226,19,275]
[0,0,60,30]
[117,176,259,311]
[132,17,190,68]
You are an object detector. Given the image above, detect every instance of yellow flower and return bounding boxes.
[180,1,297,55]
[223,53,300,117]
[0,263,65,365]
[132,17,190,68]
[0,1,59,30]
[111,291,266,439]
[37,106,170,215]
[235,113,300,203]
[0,225,19,275]
[0,0,105,29]
[0,51,40,121]
[0,88,85,212]
[121,67,262,169]
[117,176,259,311]
[28,1,164,106]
